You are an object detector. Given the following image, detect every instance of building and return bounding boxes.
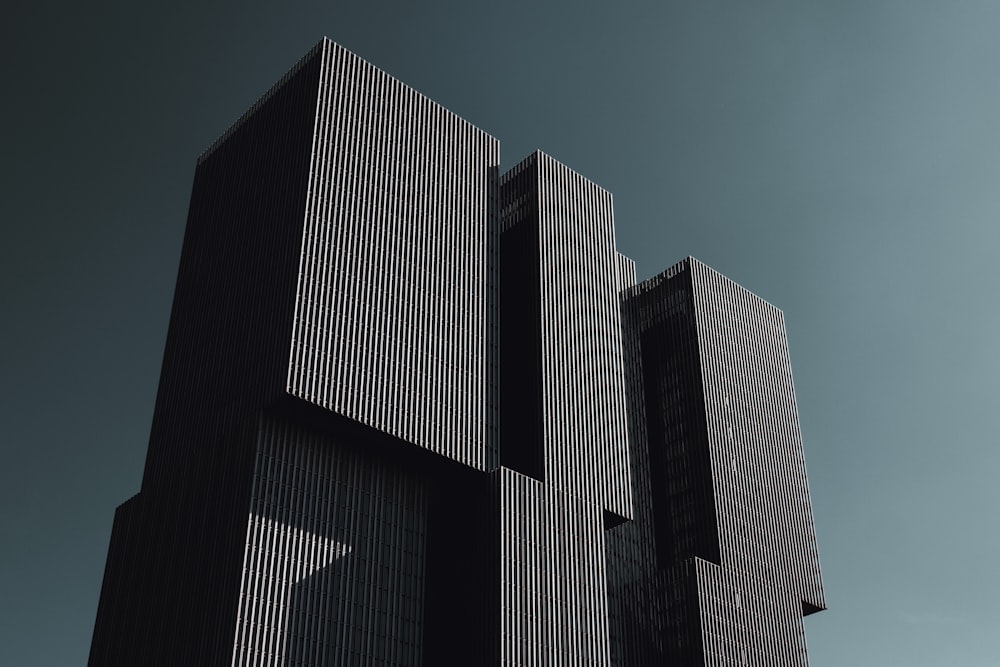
[89,38,825,666]
[607,258,825,664]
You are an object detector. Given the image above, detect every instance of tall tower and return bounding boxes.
[89,38,826,666]
[89,39,499,665]
[496,151,634,664]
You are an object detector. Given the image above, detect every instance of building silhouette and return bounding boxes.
[89,38,824,666]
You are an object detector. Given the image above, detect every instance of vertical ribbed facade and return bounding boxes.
[693,559,810,664]
[615,256,826,666]
[232,418,427,666]
[688,260,825,611]
[499,151,633,521]
[495,468,610,665]
[89,39,501,667]
[90,38,826,667]
[288,40,500,471]
[495,153,638,665]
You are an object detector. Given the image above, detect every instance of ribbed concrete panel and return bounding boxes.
[499,152,632,520]
[232,417,428,666]
[495,467,610,666]
[693,559,809,667]
[624,257,825,665]
[687,259,825,611]
[288,40,500,471]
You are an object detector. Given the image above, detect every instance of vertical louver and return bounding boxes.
[496,468,610,665]
[288,41,500,471]
[615,257,826,666]
[232,418,427,666]
[500,151,633,521]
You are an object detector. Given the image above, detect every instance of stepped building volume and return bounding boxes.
[89,38,826,666]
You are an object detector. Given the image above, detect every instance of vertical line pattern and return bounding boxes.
[499,151,633,519]
[496,468,610,666]
[687,259,824,611]
[89,37,826,667]
[288,40,501,470]
[231,418,428,666]
[620,256,826,665]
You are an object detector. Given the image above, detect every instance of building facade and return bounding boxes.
[606,259,825,664]
[89,39,824,666]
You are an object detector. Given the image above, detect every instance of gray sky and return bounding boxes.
[3,1,998,664]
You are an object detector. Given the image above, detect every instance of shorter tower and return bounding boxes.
[609,257,825,665]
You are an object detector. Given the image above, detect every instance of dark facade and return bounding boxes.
[606,259,825,665]
[89,38,824,666]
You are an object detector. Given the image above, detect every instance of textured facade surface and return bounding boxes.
[495,468,610,665]
[89,38,825,667]
[289,42,499,470]
[609,257,826,665]
[500,152,633,521]
[233,417,428,666]
[90,40,496,665]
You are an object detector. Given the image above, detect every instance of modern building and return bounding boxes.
[89,38,824,666]
[607,258,825,664]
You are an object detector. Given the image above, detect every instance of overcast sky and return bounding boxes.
[3,1,999,664]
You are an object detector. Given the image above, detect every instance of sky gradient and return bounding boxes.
[3,1,999,664]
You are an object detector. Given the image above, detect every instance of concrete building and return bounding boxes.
[89,38,824,666]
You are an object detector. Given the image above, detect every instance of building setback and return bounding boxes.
[89,38,825,666]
